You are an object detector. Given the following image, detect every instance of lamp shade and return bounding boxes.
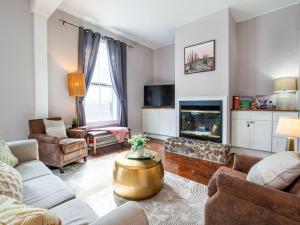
[273,77,297,93]
[68,73,86,97]
[276,117,300,138]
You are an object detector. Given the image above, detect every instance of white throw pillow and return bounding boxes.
[43,119,67,139]
[246,151,300,190]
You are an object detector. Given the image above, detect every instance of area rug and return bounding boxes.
[52,153,208,225]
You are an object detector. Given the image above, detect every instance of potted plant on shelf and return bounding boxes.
[72,116,79,128]
[128,135,149,158]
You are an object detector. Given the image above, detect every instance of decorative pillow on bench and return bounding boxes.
[246,151,300,190]
[0,195,61,225]
[0,138,18,167]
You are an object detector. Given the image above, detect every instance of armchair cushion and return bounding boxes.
[59,138,86,154]
[43,119,67,139]
[247,151,300,190]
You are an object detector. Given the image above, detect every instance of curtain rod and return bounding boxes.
[59,19,134,48]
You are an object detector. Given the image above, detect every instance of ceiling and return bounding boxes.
[58,0,300,49]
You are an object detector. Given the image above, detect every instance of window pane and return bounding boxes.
[99,86,117,121]
[85,85,100,123]
[91,40,111,85]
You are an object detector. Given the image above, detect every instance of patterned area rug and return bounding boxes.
[52,153,208,225]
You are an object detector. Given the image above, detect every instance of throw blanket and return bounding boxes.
[90,127,129,142]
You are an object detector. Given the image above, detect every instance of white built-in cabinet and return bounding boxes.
[143,108,176,138]
[231,110,299,152]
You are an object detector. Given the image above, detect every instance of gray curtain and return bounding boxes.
[106,39,128,127]
[76,27,101,126]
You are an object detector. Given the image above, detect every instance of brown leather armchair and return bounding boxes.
[205,154,300,225]
[28,117,88,173]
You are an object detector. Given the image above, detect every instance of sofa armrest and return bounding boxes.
[90,202,148,225]
[232,154,262,173]
[7,139,39,163]
[66,129,85,139]
[217,173,300,222]
[29,134,59,144]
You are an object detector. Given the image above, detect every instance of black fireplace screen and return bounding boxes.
[179,100,222,143]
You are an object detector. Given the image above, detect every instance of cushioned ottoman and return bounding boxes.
[164,137,232,164]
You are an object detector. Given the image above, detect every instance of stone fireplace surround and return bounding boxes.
[176,96,229,144]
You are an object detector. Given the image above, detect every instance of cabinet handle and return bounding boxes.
[250,121,255,124]
[247,121,250,127]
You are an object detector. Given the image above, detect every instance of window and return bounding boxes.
[85,40,118,125]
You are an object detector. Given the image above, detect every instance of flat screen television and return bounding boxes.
[144,84,175,107]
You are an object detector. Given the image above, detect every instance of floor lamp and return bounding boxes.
[68,72,86,126]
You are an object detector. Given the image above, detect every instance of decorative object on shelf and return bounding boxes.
[239,96,254,109]
[273,77,298,110]
[232,96,240,110]
[67,72,86,97]
[128,135,149,158]
[71,116,79,128]
[255,95,269,109]
[184,40,215,74]
[276,117,300,151]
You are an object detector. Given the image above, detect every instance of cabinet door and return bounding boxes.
[158,112,171,136]
[250,121,272,152]
[231,119,251,148]
[143,110,158,134]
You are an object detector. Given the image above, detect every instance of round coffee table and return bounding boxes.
[113,150,164,200]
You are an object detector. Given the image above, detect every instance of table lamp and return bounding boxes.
[276,117,300,151]
[68,72,86,97]
[273,77,297,110]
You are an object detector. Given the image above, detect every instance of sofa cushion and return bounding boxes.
[0,161,23,202]
[43,119,67,139]
[50,199,98,225]
[247,151,300,190]
[59,138,86,154]
[0,195,61,225]
[15,160,52,182]
[208,166,247,197]
[23,174,75,209]
[0,138,19,167]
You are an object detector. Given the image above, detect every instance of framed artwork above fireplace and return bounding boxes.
[184,40,215,74]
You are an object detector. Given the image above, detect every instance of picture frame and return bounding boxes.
[184,40,215,74]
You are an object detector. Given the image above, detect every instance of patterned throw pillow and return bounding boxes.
[43,119,67,139]
[247,151,300,190]
[0,161,22,202]
[0,195,61,225]
[0,138,18,167]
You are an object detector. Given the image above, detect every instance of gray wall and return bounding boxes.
[48,10,153,133]
[0,0,34,141]
[236,4,300,96]
[175,10,230,98]
[153,44,175,84]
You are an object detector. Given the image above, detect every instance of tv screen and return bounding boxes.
[144,85,175,107]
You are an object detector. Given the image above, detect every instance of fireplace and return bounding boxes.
[179,100,223,143]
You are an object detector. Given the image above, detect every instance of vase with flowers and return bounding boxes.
[128,135,149,158]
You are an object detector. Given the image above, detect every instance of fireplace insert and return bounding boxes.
[179,100,222,143]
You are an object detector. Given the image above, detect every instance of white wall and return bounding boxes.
[153,44,175,84]
[236,4,300,96]
[175,10,230,98]
[0,0,34,141]
[48,10,153,133]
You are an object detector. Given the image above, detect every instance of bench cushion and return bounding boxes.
[23,174,75,209]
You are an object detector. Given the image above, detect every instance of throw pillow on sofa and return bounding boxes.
[0,195,61,225]
[0,138,18,167]
[0,161,23,202]
[43,119,67,139]
[247,151,300,190]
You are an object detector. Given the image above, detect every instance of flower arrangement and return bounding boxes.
[128,135,149,151]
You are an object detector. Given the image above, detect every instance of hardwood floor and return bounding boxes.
[88,139,233,185]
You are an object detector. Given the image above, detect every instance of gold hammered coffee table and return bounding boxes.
[113,150,164,200]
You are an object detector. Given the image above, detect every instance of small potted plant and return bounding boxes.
[72,116,79,128]
[128,135,149,158]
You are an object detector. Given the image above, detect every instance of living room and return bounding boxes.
[0,0,300,224]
